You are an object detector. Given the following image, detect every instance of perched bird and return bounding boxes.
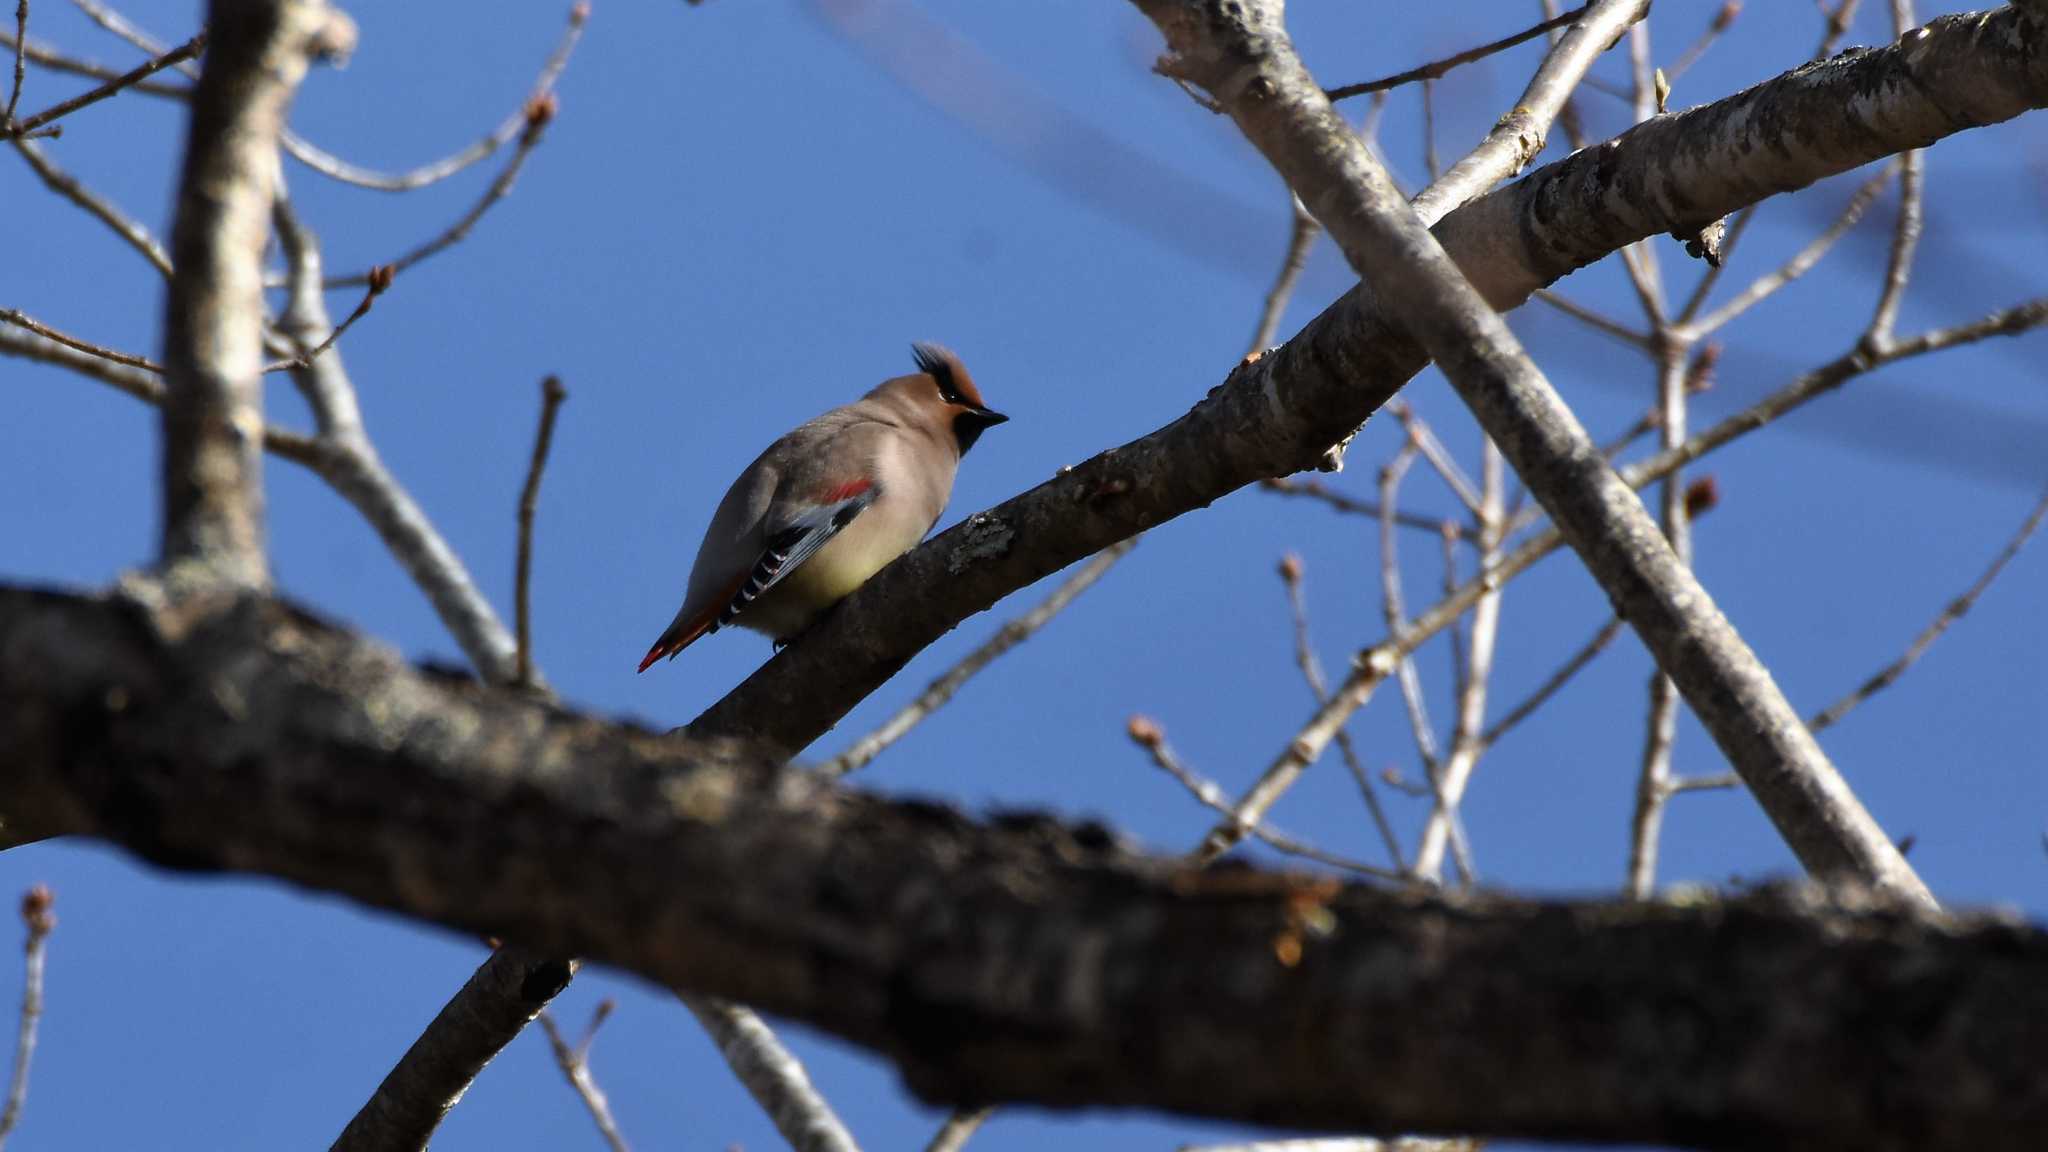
[638,343,1007,671]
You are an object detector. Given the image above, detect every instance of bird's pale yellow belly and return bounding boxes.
[737,512,928,639]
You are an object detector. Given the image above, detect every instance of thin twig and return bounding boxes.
[1420,77,1440,183]
[0,307,161,372]
[327,98,556,287]
[821,540,1134,779]
[536,1007,630,1152]
[262,265,389,373]
[11,137,172,276]
[0,32,185,96]
[1866,150,1922,348]
[2,29,201,137]
[683,997,862,1152]
[1389,401,1482,514]
[1676,161,1894,339]
[1258,476,1471,538]
[1669,772,1741,795]
[516,375,568,688]
[1665,0,1742,82]
[1810,485,2048,734]
[1616,21,1666,323]
[1627,344,1693,900]
[1378,445,1476,883]
[4,0,26,126]
[1279,555,1404,867]
[1128,718,1404,881]
[924,1108,993,1152]
[1413,439,1506,886]
[1248,195,1320,354]
[0,886,53,1152]
[1816,0,1864,58]
[1325,4,1588,101]
[1531,289,1652,350]
[1409,0,1648,225]
[281,2,586,192]
[1439,524,1469,698]
[1479,615,1624,749]
[1598,411,1658,461]
[271,193,522,680]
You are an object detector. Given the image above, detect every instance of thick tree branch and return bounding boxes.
[158,0,351,588]
[2,585,2046,1151]
[690,3,2048,759]
[329,948,575,1152]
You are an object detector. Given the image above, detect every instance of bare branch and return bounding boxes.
[1479,615,1623,749]
[1409,0,1647,224]
[1,29,200,138]
[1676,161,1894,339]
[11,138,173,276]
[329,948,576,1152]
[1278,555,1402,867]
[0,886,53,1152]
[1411,441,1505,885]
[1628,345,1693,900]
[1325,4,1590,102]
[0,31,186,97]
[271,197,520,681]
[1866,149,1923,347]
[536,1006,630,1152]
[923,1107,992,1152]
[821,540,1134,780]
[1,307,162,374]
[280,2,585,192]
[516,375,568,688]
[1258,476,1468,538]
[1127,717,1404,881]
[1531,288,1653,349]
[263,265,389,373]
[5,0,26,126]
[1809,484,2048,734]
[1249,195,1319,354]
[684,997,862,1152]
[1665,0,1743,82]
[1376,446,1475,883]
[326,96,556,288]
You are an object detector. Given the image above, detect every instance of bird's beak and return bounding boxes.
[969,407,1008,427]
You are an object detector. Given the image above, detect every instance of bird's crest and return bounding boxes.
[911,342,987,409]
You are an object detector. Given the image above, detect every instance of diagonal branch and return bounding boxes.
[688,2,2048,760]
[329,949,575,1152]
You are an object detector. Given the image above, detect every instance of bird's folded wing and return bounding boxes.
[719,481,879,628]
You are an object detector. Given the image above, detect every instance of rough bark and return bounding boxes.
[328,947,574,1152]
[157,0,351,588]
[690,3,2048,758]
[2,585,2045,1151]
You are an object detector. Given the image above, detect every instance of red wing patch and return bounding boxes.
[814,477,875,504]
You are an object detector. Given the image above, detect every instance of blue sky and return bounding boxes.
[3,2,2044,1149]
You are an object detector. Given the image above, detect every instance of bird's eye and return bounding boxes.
[936,380,961,405]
